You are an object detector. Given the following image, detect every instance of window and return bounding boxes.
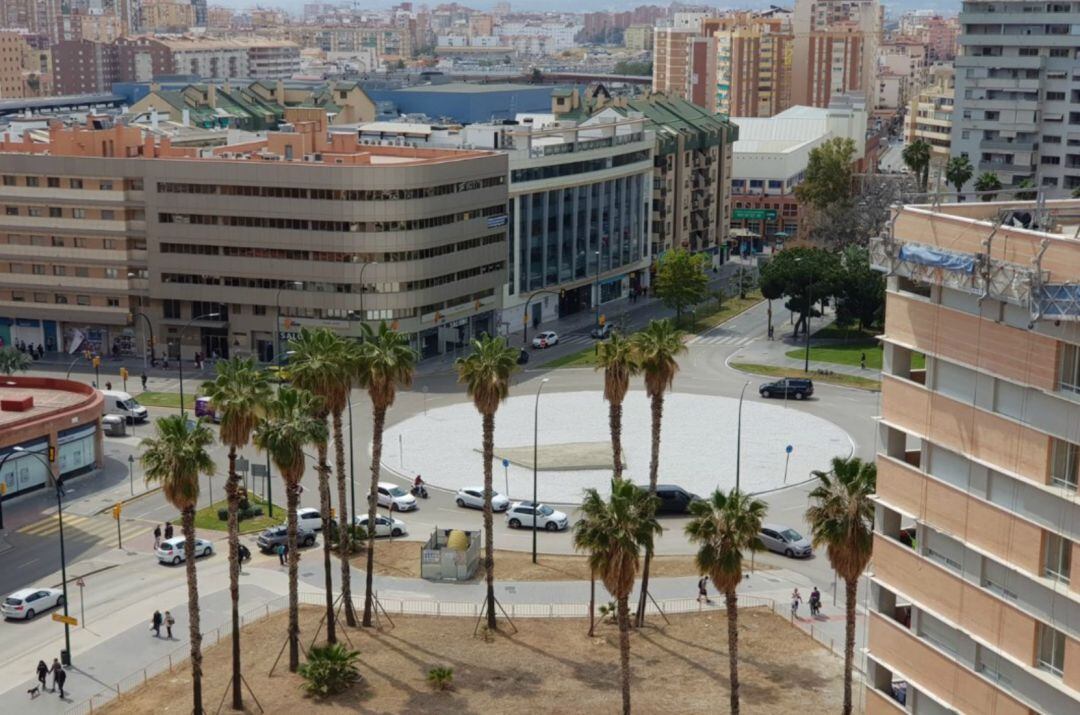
[49,207,62,218]
[1050,438,1078,490]
[1044,135,1062,144]
[2,176,13,186]
[1019,47,1039,56]
[1049,48,1069,57]
[74,267,88,278]
[1037,624,1065,676]
[72,237,85,248]
[1041,156,1061,165]
[1046,92,1065,101]
[106,297,120,307]
[47,177,59,188]
[33,293,47,303]
[1043,533,1071,584]
[100,180,112,190]
[76,295,90,306]
[103,239,115,249]
[5,207,16,216]
[69,178,83,189]
[101,210,114,220]
[53,266,65,276]
[1061,343,1080,395]
[104,268,118,279]
[163,299,181,319]
[54,294,68,304]
[25,177,38,187]
[72,209,86,219]
[51,236,64,247]
[11,292,24,302]
[253,305,266,316]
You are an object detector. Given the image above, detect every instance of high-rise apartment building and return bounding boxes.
[704,11,793,118]
[866,198,1080,714]
[905,65,954,164]
[792,0,881,108]
[653,28,717,113]
[0,32,26,99]
[950,0,1080,194]
[191,0,207,28]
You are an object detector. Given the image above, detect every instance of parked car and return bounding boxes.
[590,324,612,340]
[531,331,559,349]
[2,588,64,620]
[759,378,814,400]
[256,524,316,553]
[297,507,322,531]
[354,514,407,537]
[368,482,417,511]
[156,536,214,565]
[455,486,510,512]
[652,484,701,515]
[506,501,569,531]
[757,523,813,558]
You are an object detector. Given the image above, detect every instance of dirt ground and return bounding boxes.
[103,605,844,715]
[364,539,771,581]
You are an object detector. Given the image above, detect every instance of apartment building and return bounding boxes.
[792,0,882,108]
[155,37,301,81]
[653,28,717,113]
[950,0,1080,194]
[0,32,26,99]
[866,199,1080,714]
[0,113,509,361]
[704,11,794,118]
[905,65,953,163]
[287,25,413,60]
[139,0,196,33]
[52,40,120,96]
[623,25,654,52]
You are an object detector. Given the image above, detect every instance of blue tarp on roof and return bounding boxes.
[898,244,976,274]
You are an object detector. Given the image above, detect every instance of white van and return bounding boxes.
[101,390,148,423]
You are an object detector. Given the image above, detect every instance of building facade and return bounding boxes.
[652,28,717,114]
[950,0,1080,194]
[905,65,953,163]
[792,0,882,108]
[705,11,793,118]
[866,198,1080,714]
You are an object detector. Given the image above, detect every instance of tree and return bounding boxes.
[255,388,327,672]
[140,416,215,714]
[287,328,350,643]
[1015,178,1036,201]
[901,139,931,194]
[0,347,31,374]
[630,319,686,626]
[805,456,876,715]
[455,335,519,630]
[835,246,884,332]
[356,322,416,627]
[685,489,767,715]
[613,60,652,76]
[759,247,841,338]
[1073,186,1080,199]
[945,156,973,199]
[530,67,543,83]
[573,478,661,715]
[803,173,912,248]
[974,171,1002,201]
[201,358,271,711]
[595,332,638,480]
[653,248,708,325]
[795,137,856,211]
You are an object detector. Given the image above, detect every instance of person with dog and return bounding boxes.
[33,660,48,695]
[50,658,65,697]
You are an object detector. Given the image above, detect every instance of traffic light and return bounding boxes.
[91,356,101,369]
[111,503,122,520]
[599,314,606,326]
[119,367,129,380]
[48,445,56,462]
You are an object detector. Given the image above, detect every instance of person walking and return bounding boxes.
[697,576,710,605]
[49,659,63,693]
[164,523,174,540]
[790,588,802,617]
[140,371,148,390]
[860,352,867,370]
[35,660,48,692]
[277,542,286,566]
[53,664,66,698]
[164,610,175,639]
[153,524,162,549]
[151,609,163,637]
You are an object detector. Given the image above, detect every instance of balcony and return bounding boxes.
[980,139,1036,152]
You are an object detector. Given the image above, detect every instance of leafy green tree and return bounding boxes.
[945,156,973,198]
[613,60,652,75]
[806,457,877,715]
[974,171,1002,201]
[901,139,931,194]
[0,347,31,375]
[685,489,767,715]
[795,137,856,210]
[759,247,841,337]
[835,246,884,331]
[653,248,708,324]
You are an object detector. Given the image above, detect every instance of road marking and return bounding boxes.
[18,559,39,567]
[17,513,153,543]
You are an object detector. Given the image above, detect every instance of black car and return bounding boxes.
[759,378,814,400]
[652,485,701,515]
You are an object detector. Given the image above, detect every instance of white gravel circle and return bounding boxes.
[383,390,853,504]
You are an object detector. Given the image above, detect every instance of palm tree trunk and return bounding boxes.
[636,392,664,626]
[331,409,357,627]
[609,400,623,479]
[617,594,631,715]
[225,447,243,710]
[588,567,596,637]
[362,405,386,627]
[286,482,301,672]
[842,577,857,715]
[182,506,204,714]
[316,439,336,645]
[725,588,740,715]
[483,412,497,631]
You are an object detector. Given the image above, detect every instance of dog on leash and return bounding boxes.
[28,685,40,698]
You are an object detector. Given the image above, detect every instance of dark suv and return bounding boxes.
[652,485,701,515]
[759,378,814,400]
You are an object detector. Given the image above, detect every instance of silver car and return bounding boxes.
[257,524,316,552]
[758,523,813,558]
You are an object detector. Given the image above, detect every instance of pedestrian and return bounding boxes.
[277,542,286,566]
[164,610,175,639]
[860,352,866,370]
[37,343,44,359]
[36,659,48,692]
[164,523,174,540]
[53,664,66,698]
[105,381,112,391]
[151,609,163,637]
[697,576,709,605]
[153,524,162,549]
[791,588,802,617]
[49,658,63,692]
[140,372,148,390]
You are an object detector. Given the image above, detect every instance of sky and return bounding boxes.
[212,1,957,14]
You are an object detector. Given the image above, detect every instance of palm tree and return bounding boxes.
[974,171,1002,201]
[901,139,931,193]
[455,334,519,630]
[1015,178,1036,201]
[201,357,270,711]
[287,328,349,643]
[0,347,31,374]
[630,319,686,625]
[327,339,361,627]
[254,388,327,672]
[141,415,215,715]
[945,156,973,199]
[806,456,877,715]
[595,331,638,480]
[355,322,416,627]
[685,489,767,715]
[573,478,660,715]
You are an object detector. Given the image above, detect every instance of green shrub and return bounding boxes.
[298,643,361,697]
[326,521,366,549]
[238,497,251,511]
[238,506,254,520]
[251,506,263,517]
[217,508,229,522]
[427,666,454,691]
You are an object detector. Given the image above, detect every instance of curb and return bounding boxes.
[723,353,883,395]
[687,295,766,338]
[51,563,119,590]
[94,485,163,516]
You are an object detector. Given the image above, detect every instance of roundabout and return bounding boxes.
[383,389,854,504]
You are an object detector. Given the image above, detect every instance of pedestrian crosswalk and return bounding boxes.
[18,513,154,546]
[687,333,756,346]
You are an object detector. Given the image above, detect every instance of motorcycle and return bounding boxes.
[411,484,429,499]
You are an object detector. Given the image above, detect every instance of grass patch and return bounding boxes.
[810,323,879,340]
[180,493,284,533]
[135,391,196,409]
[685,290,763,332]
[730,362,882,391]
[544,345,601,369]
[783,341,925,371]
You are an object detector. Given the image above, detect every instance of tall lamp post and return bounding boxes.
[531,377,549,564]
[804,279,813,372]
[735,381,750,491]
[177,312,220,414]
[593,250,601,331]
[128,309,155,369]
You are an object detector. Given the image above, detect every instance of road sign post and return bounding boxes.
[52,613,78,627]
[112,502,122,549]
[502,458,510,497]
[76,577,85,628]
[127,454,135,496]
[783,445,794,483]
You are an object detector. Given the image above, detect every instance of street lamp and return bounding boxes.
[531,377,549,564]
[4,447,73,664]
[735,381,750,491]
[593,250,601,331]
[793,256,814,372]
[127,454,135,496]
[177,312,220,414]
[128,309,155,369]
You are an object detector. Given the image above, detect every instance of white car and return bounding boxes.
[532,331,559,349]
[369,482,417,512]
[2,588,64,620]
[455,486,510,512]
[505,501,569,531]
[354,514,407,537]
[297,507,323,531]
[156,536,214,565]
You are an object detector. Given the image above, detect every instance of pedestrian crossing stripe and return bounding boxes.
[687,334,755,346]
[18,514,153,541]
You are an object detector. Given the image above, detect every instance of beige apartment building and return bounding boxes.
[705,13,793,118]
[0,114,508,361]
[866,199,1080,714]
[792,0,882,108]
[905,65,953,164]
[652,28,717,113]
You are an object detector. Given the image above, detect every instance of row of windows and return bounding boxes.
[159,233,505,263]
[419,287,496,318]
[0,234,138,250]
[4,206,117,220]
[155,175,505,201]
[8,291,121,307]
[158,204,506,233]
[1,176,132,190]
[510,148,650,184]
[5,263,129,278]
